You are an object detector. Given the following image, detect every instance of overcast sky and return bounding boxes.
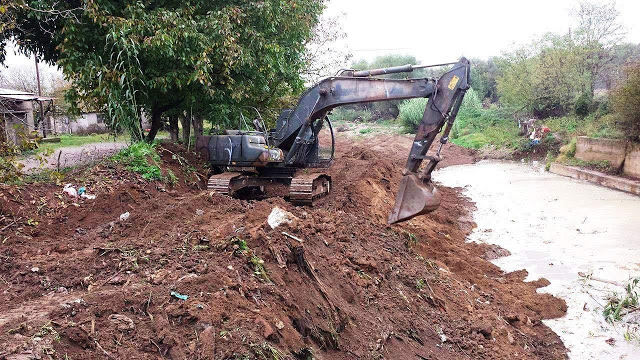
[3,0,640,75]
[325,0,640,64]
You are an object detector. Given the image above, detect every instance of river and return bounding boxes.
[434,160,640,360]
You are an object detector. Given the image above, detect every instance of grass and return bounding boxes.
[543,113,625,140]
[603,277,640,323]
[23,133,129,156]
[451,107,525,151]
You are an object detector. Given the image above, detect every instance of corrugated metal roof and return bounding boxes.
[0,88,54,101]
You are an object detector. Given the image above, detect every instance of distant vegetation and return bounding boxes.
[335,0,640,156]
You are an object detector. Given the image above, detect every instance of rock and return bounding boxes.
[109,314,135,332]
[267,207,295,229]
[507,331,515,344]
[254,317,275,339]
[119,212,130,222]
[108,275,126,285]
[336,124,350,132]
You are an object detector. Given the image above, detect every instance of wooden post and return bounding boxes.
[34,55,46,138]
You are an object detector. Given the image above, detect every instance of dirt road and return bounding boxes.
[19,142,128,173]
[1,135,567,359]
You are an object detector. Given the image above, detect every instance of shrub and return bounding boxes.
[611,62,640,141]
[575,91,593,117]
[398,98,428,133]
[330,107,374,123]
[559,137,577,157]
[112,142,163,181]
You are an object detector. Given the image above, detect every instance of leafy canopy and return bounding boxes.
[3,0,324,140]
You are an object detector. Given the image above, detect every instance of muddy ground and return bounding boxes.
[0,135,567,359]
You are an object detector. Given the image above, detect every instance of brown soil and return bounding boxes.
[0,135,567,359]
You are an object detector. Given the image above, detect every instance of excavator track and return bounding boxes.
[289,173,331,206]
[207,172,243,195]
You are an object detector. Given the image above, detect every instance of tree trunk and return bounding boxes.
[168,115,179,142]
[192,115,203,137]
[180,116,191,144]
[146,109,163,142]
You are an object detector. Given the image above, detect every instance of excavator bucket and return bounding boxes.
[388,174,441,224]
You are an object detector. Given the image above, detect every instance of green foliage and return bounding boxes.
[469,57,499,101]
[0,141,24,183]
[5,1,324,141]
[603,277,640,323]
[497,33,585,117]
[575,91,593,116]
[544,114,625,139]
[559,137,577,157]
[112,142,163,181]
[330,107,374,122]
[611,62,640,140]
[398,98,427,133]
[451,91,524,150]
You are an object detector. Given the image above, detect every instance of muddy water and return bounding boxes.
[434,161,640,360]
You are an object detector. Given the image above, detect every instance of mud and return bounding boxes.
[1,135,567,359]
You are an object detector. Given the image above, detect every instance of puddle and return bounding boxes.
[435,160,640,359]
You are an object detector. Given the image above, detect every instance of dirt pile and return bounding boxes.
[0,135,567,359]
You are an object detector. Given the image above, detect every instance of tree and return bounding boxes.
[496,33,584,117]
[3,0,324,142]
[572,0,626,94]
[469,57,499,102]
[302,12,351,83]
[611,62,640,140]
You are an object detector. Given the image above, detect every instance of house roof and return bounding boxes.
[0,88,54,101]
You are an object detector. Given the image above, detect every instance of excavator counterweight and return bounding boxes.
[196,58,471,224]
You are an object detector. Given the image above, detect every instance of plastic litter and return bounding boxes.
[78,187,86,195]
[170,291,189,301]
[63,184,78,197]
[81,193,97,200]
[119,212,131,221]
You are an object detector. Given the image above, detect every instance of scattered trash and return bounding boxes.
[282,231,303,243]
[170,291,189,301]
[81,193,97,200]
[31,267,39,273]
[119,212,131,222]
[196,209,204,216]
[275,320,285,330]
[63,184,78,197]
[267,207,295,229]
[78,187,86,195]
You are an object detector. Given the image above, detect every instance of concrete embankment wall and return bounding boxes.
[549,163,640,196]
[575,136,640,178]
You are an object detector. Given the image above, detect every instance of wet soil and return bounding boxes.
[0,135,567,359]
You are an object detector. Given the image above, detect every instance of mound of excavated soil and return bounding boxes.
[0,135,567,359]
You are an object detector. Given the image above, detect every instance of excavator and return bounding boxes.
[195,58,471,224]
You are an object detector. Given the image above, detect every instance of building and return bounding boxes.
[52,112,108,135]
[0,88,42,145]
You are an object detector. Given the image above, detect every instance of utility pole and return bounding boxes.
[35,55,46,138]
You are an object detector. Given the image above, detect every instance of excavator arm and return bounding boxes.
[272,58,471,223]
